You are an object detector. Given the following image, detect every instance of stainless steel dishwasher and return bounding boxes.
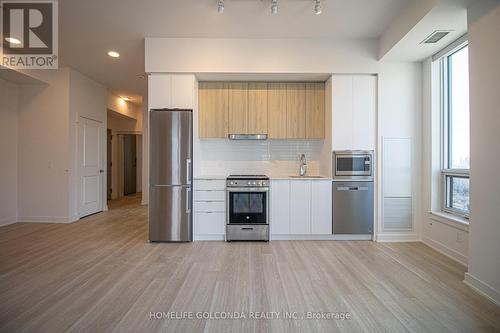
[332,181,374,234]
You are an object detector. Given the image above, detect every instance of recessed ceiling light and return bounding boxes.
[108,51,120,58]
[121,96,130,101]
[314,0,322,15]
[5,37,21,45]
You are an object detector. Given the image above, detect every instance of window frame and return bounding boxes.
[439,42,470,219]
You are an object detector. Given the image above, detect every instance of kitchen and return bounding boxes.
[148,71,392,243]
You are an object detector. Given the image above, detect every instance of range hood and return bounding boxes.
[228,134,268,140]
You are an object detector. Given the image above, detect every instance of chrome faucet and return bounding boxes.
[299,153,307,176]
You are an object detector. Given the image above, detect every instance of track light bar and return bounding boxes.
[216,0,324,15]
[271,0,278,15]
[314,0,322,15]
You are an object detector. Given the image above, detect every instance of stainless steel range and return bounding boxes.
[226,175,269,242]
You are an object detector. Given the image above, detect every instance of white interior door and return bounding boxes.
[79,117,103,217]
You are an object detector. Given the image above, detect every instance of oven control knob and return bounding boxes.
[257,181,262,185]
[230,181,234,185]
[247,181,252,185]
[252,181,256,185]
[262,181,267,186]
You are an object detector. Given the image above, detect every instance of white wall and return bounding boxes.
[17,69,71,222]
[107,93,138,120]
[0,79,19,226]
[465,0,500,305]
[377,62,423,241]
[68,69,107,217]
[421,58,469,266]
[6,68,107,223]
[146,38,379,74]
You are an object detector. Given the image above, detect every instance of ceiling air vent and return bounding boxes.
[421,30,452,44]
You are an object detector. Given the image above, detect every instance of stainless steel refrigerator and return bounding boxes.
[149,109,193,242]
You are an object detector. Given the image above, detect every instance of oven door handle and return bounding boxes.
[226,187,269,192]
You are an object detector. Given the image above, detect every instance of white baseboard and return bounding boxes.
[194,235,225,241]
[271,234,373,241]
[464,272,500,306]
[422,236,468,267]
[0,216,17,227]
[16,216,77,223]
[376,232,420,242]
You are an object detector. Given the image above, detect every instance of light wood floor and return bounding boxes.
[1,195,499,333]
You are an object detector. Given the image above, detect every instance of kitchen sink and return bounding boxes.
[289,175,326,178]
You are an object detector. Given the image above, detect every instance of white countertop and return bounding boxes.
[270,175,332,180]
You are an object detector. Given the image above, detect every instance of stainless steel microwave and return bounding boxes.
[333,150,374,180]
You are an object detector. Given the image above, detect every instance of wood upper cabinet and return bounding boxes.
[198,81,325,139]
[198,82,228,138]
[286,83,306,139]
[305,82,325,139]
[267,83,287,139]
[228,82,248,134]
[247,82,268,134]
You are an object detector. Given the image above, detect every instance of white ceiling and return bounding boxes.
[58,0,416,104]
[380,0,469,61]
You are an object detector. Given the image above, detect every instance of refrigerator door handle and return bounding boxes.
[186,188,192,214]
[186,159,192,185]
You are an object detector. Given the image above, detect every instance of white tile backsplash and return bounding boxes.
[197,139,325,177]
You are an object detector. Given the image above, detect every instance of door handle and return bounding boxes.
[99,169,104,173]
[242,227,254,230]
[186,188,191,214]
[186,159,192,185]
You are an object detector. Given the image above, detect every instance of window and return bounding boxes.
[441,44,470,218]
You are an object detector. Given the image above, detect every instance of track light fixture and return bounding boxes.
[216,0,324,15]
[217,0,224,13]
[314,0,322,15]
[271,0,278,15]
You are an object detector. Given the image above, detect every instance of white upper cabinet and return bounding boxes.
[148,74,172,109]
[171,74,195,109]
[148,74,195,110]
[352,76,376,150]
[311,180,332,234]
[332,75,376,151]
[332,75,353,150]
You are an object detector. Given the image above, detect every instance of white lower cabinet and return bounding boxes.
[195,212,225,235]
[270,180,290,234]
[271,179,332,236]
[290,181,312,234]
[194,179,225,240]
[311,180,332,234]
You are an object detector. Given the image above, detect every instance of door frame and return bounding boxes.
[77,115,106,217]
[115,131,142,198]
